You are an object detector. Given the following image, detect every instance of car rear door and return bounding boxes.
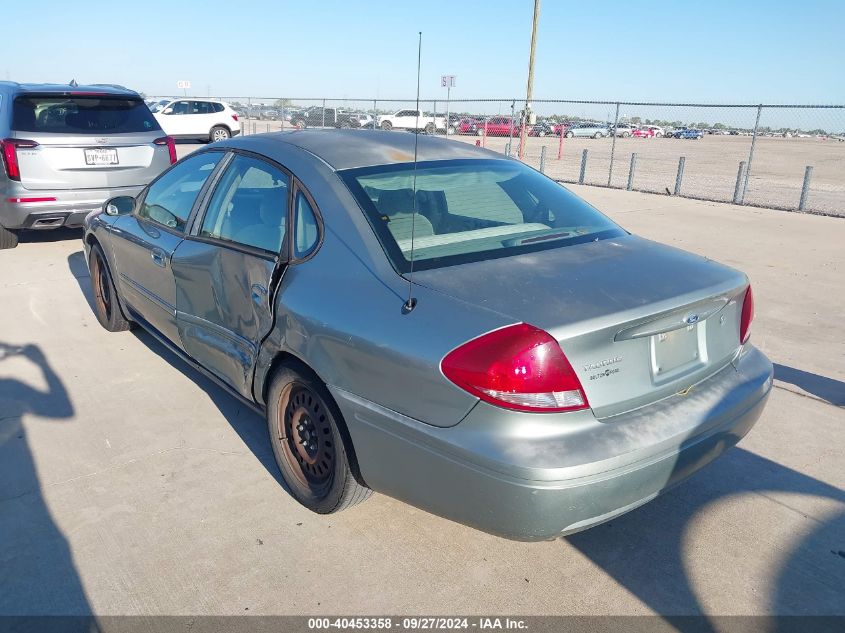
[109,151,225,345]
[170,152,320,399]
[10,93,167,191]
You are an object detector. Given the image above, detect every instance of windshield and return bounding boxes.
[341,159,626,272]
[12,95,161,134]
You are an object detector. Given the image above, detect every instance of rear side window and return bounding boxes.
[199,154,289,254]
[212,102,224,113]
[12,95,161,134]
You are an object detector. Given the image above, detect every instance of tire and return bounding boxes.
[0,224,19,250]
[424,123,435,134]
[447,125,456,135]
[210,126,230,142]
[381,121,393,131]
[593,132,601,139]
[622,132,630,138]
[565,131,574,138]
[267,364,372,514]
[537,130,546,137]
[88,243,132,332]
[476,128,485,136]
[341,121,352,129]
[294,120,306,130]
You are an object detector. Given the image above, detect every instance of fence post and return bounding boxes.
[482,117,488,148]
[739,104,762,204]
[505,142,511,157]
[733,161,746,204]
[627,153,637,191]
[798,165,814,211]
[539,146,547,173]
[372,100,377,130]
[266,123,270,133]
[557,126,564,160]
[674,156,686,195]
[579,149,588,185]
[608,102,620,186]
[321,98,326,128]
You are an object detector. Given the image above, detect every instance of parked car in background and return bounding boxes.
[612,123,636,137]
[562,122,610,138]
[642,125,664,137]
[455,117,482,135]
[83,129,771,540]
[153,98,241,142]
[0,81,175,249]
[527,121,555,137]
[631,127,655,138]
[378,109,448,134]
[673,127,704,139]
[351,113,374,128]
[478,117,520,137]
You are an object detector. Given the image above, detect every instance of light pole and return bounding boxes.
[519,0,541,160]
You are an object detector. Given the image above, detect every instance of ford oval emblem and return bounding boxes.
[685,313,700,325]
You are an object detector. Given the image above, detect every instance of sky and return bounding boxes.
[3,0,844,123]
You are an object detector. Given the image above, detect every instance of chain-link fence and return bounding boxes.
[166,95,844,216]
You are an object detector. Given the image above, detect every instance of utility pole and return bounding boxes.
[519,0,541,159]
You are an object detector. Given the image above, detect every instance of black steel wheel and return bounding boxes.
[88,244,132,332]
[267,364,372,514]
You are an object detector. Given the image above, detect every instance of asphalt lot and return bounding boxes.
[0,187,843,618]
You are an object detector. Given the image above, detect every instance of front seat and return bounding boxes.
[377,188,435,243]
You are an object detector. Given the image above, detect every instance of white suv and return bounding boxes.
[152,98,241,142]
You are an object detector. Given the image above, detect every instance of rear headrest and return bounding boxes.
[258,187,286,226]
[378,189,416,216]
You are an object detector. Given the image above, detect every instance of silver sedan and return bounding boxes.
[82,130,772,540]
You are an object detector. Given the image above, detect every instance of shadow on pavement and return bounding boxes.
[18,227,83,244]
[0,342,92,618]
[774,363,845,407]
[568,446,845,628]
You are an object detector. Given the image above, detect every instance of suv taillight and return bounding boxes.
[1,138,38,181]
[232,114,239,122]
[441,323,589,413]
[739,285,754,344]
[154,136,177,164]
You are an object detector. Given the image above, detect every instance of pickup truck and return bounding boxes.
[378,109,448,133]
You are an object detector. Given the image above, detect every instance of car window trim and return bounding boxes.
[289,178,325,265]
[134,149,229,236]
[186,148,296,261]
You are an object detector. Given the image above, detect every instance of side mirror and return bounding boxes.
[104,196,135,216]
[162,107,173,115]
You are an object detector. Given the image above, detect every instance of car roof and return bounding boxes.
[224,129,508,171]
[0,81,140,97]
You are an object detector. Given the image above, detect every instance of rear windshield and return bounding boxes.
[341,159,626,272]
[12,95,161,134]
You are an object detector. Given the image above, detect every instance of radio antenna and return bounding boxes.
[403,31,422,314]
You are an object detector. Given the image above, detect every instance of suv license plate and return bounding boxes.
[84,148,119,166]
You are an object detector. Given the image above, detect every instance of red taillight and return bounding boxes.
[154,136,177,164]
[441,323,589,413]
[232,114,239,122]
[739,285,754,344]
[1,138,38,181]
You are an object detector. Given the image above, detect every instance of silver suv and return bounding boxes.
[0,82,175,249]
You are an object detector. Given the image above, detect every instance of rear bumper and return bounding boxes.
[330,345,773,541]
[0,185,145,230]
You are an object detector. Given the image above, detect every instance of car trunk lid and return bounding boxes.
[412,234,749,418]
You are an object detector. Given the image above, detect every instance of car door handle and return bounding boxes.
[151,248,167,268]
